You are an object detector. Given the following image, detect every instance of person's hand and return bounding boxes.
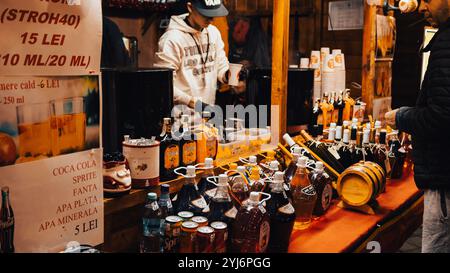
[385,109,399,127]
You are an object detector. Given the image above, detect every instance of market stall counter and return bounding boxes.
[288,172,423,253]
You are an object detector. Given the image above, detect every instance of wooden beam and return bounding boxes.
[362,2,377,117]
[271,0,290,144]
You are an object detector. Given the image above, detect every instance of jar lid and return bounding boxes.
[191,216,208,224]
[182,221,199,229]
[165,216,183,223]
[210,221,227,230]
[178,211,194,219]
[197,226,214,234]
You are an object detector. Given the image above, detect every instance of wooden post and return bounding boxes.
[362,2,377,117]
[271,0,290,144]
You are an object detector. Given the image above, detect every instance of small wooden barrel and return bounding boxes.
[337,161,386,207]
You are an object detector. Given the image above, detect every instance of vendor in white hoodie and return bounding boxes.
[155,0,231,112]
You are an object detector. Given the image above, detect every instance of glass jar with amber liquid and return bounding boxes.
[231,192,271,253]
[291,157,317,230]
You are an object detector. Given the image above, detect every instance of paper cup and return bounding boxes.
[228,63,243,86]
[300,58,310,69]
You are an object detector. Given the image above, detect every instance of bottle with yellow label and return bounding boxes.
[196,112,219,164]
[180,115,197,167]
[159,118,180,182]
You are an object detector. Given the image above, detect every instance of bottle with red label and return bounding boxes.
[231,192,271,253]
[266,172,295,253]
[309,162,333,217]
[172,166,209,216]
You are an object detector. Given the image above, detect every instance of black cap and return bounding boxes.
[190,0,229,17]
[160,184,170,194]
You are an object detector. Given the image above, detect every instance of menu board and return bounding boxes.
[0,0,103,253]
[0,0,102,76]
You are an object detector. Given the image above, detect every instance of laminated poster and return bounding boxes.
[0,75,103,252]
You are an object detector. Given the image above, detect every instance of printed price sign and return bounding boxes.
[0,0,102,76]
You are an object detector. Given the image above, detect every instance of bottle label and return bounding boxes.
[206,138,217,158]
[151,201,159,211]
[164,145,179,169]
[259,205,266,214]
[333,109,339,123]
[191,196,208,209]
[321,183,333,211]
[328,146,341,160]
[225,206,238,219]
[183,141,197,165]
[301,185,316,196]
[172,194,178,202]
[283,183,290,192]
[259,220,270,253]
[205,188,217,199]
[278,203,295,215]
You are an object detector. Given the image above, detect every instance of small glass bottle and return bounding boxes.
[0,187,15,253]
[291,157,317,230]
[179,114,197,166]
[158,184,173,220]
[140,193,163,253]
[207,174,237,226]
[375,129,390,176]
[249,167,265,192]
[230,166,250,207]
[159,118,180,182]
[284,147,302,185]
[338,128,352,169]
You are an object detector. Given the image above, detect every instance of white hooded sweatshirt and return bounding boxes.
[155,13,229,107]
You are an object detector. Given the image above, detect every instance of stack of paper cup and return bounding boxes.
[333,49,346,93]
[311,51,322,101]
[321,53,336,96]
[299,58,310,69]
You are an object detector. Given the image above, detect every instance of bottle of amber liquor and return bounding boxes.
[180,114,197,167]
[159,118,180,182]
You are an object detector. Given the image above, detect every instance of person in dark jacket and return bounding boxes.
[385,0,450,253]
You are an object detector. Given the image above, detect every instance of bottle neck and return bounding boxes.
[270,182,284,193]
[184,177,196,185]
[214,184,231,200]
[160,192,170,201]
[2,190,9,210]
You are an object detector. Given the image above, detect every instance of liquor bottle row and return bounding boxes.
[139,149,335,253]
[310,90,367,133]
[159,112,219,182]
[304,119,408,179]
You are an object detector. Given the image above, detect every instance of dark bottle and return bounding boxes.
[309,99,322,134]
[158,184,173,220]
[335,91,345,125]
[159,118,181,182]
[388,131,407,179]
[140,193,163,253]
[231,192,271,253]
[197,158,216,203]
[0,187,14,253]
[266,172,295,253]
[249,168,265,192]
[172,166,209,216]
[207,174,237,225]
[179,114,197,166]
[309,162,333,216]
[347,127,358,165]
[375,130,390,176]
[338,128,353,169]
[300,130,345,173]
[262,161,280,195]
